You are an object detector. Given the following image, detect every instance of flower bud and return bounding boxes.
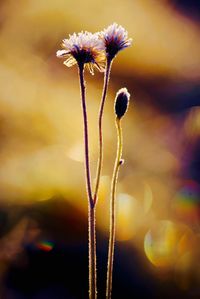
[114,88,130,119]
[119,159,124,165]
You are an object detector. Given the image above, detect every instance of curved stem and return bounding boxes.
[106,117,123,299]
[78,64,97,299]
[93,58,112,207]
[78,64,93,208]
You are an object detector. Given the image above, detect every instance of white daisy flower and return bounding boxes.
[101,23,132,60]
[56,31,106,74]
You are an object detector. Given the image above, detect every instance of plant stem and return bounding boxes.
[106,117,123,299]
[93,58,112,207]
[78,63,97,299]
[88,204,97,299]
[78,63,93,208]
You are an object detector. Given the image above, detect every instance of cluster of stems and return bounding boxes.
[57,23,131,299]
[78,57,111,299]
[78,55,127,299]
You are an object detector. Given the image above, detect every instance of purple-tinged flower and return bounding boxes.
[56,31,106,74]
[101,23,132,60]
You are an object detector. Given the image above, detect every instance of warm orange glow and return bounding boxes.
[0,1,200,295]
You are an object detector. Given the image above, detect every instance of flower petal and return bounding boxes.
[56,50,69,58]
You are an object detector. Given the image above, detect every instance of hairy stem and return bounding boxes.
[78,64,97,299]
[88,204,97,299]
[106,117,123,299]
[93,58,112,207]
[78,64,93,208]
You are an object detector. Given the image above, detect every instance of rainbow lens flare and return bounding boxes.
[37,240,54,252]
[173,180,200,224]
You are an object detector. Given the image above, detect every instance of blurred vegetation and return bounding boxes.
[0,0,200,297]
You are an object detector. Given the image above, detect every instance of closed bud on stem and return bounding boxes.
[119,159,124,165]
[114,88,130,119]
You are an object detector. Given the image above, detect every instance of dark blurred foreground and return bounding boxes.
[0,198,199,299]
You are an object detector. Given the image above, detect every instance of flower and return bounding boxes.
[101,23,132,60]
[114,88,130,119]
[56,31,106,74]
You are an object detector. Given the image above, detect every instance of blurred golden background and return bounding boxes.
[0,0,200,298]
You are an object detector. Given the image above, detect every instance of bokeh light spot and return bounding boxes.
[144,220,179,268]
[116,193,139,241]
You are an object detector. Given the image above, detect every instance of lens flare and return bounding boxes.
[144,220,179,268]
[144,220,198,269]
[172,180,200,224]
[36,240,54,252]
